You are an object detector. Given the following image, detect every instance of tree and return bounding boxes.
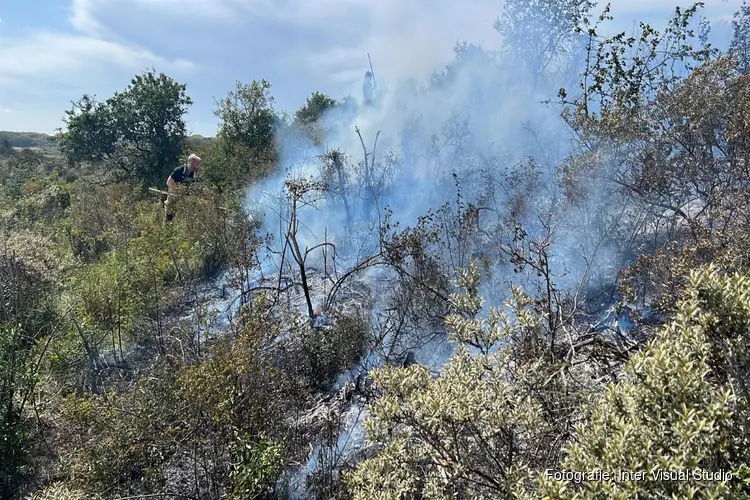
[731,0,750,74]
[494,0,594,87]
[293,92,338,146]
[214,79,276,155]
[57,95,118,166]
[321,148,354,239]
[205,80,278,190]
[558,3,749,309]
[58,69,192,185]
[282,177,330,321]
[295,92,338,126]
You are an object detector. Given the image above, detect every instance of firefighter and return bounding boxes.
[363,71,375,105]
[164,154,201,222]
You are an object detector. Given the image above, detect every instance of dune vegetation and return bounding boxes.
[2,1,750,498]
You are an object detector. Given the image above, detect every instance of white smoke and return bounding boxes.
[228,2,723,495]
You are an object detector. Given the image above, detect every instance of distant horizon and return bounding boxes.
[0,129,215,138]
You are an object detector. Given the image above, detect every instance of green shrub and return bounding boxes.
[229,434,285,499]
[347,263,564,499]
[540,267,750,499]
[304,316,368,391]
[349,265,750,499]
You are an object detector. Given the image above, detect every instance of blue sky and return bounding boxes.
[0,0,742,135]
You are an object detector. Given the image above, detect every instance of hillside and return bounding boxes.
[2,2,750,500]
[0,130,214,152]
[0,131,58,151]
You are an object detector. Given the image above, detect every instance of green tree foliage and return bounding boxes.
[731,0,750,74]
[541,267,750,498]
[295,92,338,125]
[559,3,713,121]
[58,70,192,185]
[214,79,275,154]
[293,92,338,145]
[202,80,277,191]
[58,95,118,165]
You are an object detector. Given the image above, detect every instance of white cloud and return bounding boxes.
[0,0,193,91]
[132,0,236,18]
[127,0,746,32]
[70,0,114,37]
[0,0,198,131]
[132,0,370,24]
[0,32,192,85]
[24,0,742,92]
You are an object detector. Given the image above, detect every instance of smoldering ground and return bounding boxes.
[229,2,727,497]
